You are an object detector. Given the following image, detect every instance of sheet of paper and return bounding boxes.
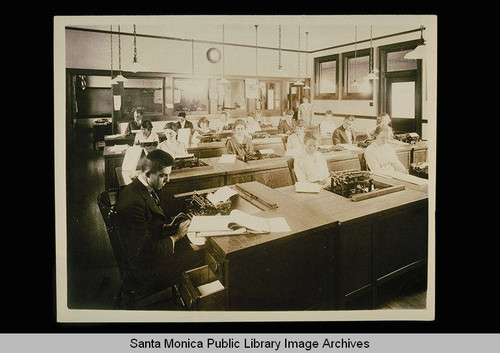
[187,215,232,232]
[193,228,247,237]
[108,144,129,152]
[259,149,275,155]
[122,146,144,171]
[338,144,363,151]
[392,172,429,186]
[206,186,238,204]
[197,280,224,296]
[229,209,270,233]
[177,128,191,146]
[218,154,237,164]
[295,181,321,193]
[187,232,206,246]
[175,153,195,159]
[268,217,291,233]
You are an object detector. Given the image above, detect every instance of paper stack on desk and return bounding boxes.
[295,182,321,193]
[218,154,237,164]
[187,209,291,237]
[206,186,238,204]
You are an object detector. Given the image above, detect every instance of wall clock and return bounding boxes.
[206,47,221,63]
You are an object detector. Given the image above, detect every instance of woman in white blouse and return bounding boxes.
[133,119,160,145]
[364,124,407,175]
[157,127,188,158]
[294,131,330,186]
[285,119,307,157]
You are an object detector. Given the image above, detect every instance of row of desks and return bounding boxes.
[180,175,428,311]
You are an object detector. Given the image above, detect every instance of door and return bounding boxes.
[386,72,422,136]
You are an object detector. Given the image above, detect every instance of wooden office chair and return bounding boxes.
[281,135,289,151]
[358,152,369,171]
[97,190,181,310]
[287,158,298,184]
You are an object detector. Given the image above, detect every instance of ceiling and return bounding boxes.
[66,15,426,52]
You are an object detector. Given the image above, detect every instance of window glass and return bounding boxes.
[387,50,418,72]
[319,61,336,94]
[173,78,209,113]
[217,80,246,111]
[346,56,369,93]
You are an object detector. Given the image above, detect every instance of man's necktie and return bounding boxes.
[151,190,161,207]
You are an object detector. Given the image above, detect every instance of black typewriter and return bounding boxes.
[251,131,270,140]
[357,138,374,148]
[139,141,159,148]
[199,134,223,143]
[329,170,374,198]
[180,190,234,216]
[394,132,420,144]
[172,156,204,170]
[409,162,428,179]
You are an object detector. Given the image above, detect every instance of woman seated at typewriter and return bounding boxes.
[367,113,394,139]
[157,127,188,158]
[278,109,295,135]
[191,116,213,145]
[364,124,407,176]
[285,119,307,157]
[134,119,159,145]
[294,131,330,187]
[212,111,231,132]
[246,111,262,134]
[225,118,254,161]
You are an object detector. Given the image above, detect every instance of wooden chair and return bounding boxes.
[358,152,369,171]
[281,135,289,151]
[97,190,181,310]
[287,158,298,184]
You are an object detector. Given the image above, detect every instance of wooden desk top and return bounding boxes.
[204,156,288,174]
[204,182,335,258]
[275,175,428,224]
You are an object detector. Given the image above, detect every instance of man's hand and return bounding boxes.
[171,219,191,243]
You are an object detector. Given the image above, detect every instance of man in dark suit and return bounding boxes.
[165,112,194,132]
[277,109,295,134]
[125,108,143,135]
[332,115,357,145]
[114,149,203,290]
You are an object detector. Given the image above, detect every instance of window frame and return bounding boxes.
[341,48,372,100]
[172,77,210,115]
[313,54,339,100]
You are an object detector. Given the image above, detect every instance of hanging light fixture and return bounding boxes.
[350,25,359,90]
[255,25,259,79]
[277,24,286,76]
[364,25,379,80]
[404,25,426,59]
[294,25,304,86]
[191,38,195,78]
[112,25,127,83]
[130,24,143,73]
[219,25,229,84]
[304,31,311,89]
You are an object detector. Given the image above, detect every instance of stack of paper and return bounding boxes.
[206,186,238,205]
[218,154,237,164]
[259,148,275,155]
[197,280,224,296]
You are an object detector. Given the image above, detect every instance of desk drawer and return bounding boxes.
[180,265,226,311]
[205,250,225,284]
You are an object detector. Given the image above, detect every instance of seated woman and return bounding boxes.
[133,119,159,145]
[157,127,188,158]
[277,109,295,135]
[294,131,330,187]
[364,124,408,175]
[191,116,213,145]
[367,113,393,139]
[319,110,337,136]
[225,118,254,161]
[212,111,231,132]
[285,119,307,157]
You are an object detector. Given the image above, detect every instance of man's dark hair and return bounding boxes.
[178,112,186,118]
[141,149,174,174]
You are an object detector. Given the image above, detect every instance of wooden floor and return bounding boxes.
[65,129,427,311]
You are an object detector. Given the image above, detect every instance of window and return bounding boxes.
[173,78,209,113]
[342,48,372,100]
[216,79,246,111]
[314,54,339,99]
[122,77,164,116]
[387,50,418,72]
[257,81,281,111]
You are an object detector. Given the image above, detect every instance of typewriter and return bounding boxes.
[199,134,223,143]
[329,170,374,198]
[181,190,233,216]
[394,132,420,144]
[172,156,204,170]
[251,131,270,140]
[357,138,374,148]
[409,162,428,179]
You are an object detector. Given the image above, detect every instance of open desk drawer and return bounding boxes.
[180,265,226,311]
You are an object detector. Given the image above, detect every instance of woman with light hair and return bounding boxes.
[157,127,188,158]
[225,118,254,161]
[364,124,407,175]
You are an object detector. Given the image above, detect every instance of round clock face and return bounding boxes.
[206,47,221,63]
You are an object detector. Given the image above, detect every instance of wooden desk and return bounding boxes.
[275,177,428,310]
[93,122,112,150]
[182,181,337,310]
[204,156,293,189]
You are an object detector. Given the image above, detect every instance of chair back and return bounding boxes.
[97,190,127,277]
[281,135,288,151]
[287,158,298,184]
[358,152,369,171]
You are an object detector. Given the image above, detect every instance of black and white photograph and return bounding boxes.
[53,14,437,323]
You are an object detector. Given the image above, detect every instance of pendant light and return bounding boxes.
[350,25,359,90]
[303,31,311,89]
[277,25,287,76]
[219,25,229,84]
[112,25,127,83]
[130,24,143,73]
[405,25,426,59]
[364,25,379,80]
[294,25,304,86]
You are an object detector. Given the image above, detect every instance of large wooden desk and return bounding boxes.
[183,181,337,310]
[275,175,428,309]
